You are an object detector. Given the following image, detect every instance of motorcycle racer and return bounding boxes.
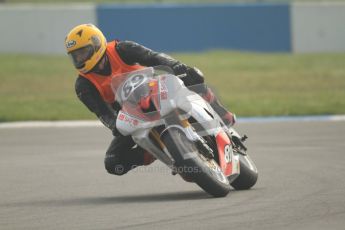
[65,24,236,175]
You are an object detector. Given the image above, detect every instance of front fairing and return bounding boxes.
[111,66,173,136]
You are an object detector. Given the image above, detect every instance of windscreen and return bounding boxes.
[111,66,173,106]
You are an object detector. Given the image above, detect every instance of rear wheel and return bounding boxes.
[162,128,231,197]
[231,154,258,190]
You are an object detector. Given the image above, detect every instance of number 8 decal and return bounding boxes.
[121,74,145,99]
[224,144,232,163]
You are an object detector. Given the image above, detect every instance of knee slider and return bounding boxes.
[104,155,128,176]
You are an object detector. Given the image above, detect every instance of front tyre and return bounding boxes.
[162,128,231,197]
[231,154,258,190]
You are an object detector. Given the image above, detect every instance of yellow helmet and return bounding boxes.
[65,24,107,73]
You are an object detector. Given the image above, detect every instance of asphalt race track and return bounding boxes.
[1,120,345,230]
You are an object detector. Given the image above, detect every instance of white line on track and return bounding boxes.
[0,115,345,129]
[237,115,345,123]
[0,120,102,129]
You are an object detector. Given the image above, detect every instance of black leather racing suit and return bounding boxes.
[75,41,207,175]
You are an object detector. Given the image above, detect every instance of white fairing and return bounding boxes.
[116,71,221,138]
[116,110,172,166]
[158,74,222,137]
[116,111,147,136]
[113,67,244,177]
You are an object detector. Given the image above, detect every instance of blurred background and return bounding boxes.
[0,0,344,121]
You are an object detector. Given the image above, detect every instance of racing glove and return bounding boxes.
[172,63,189,75]
[172,63,205,89]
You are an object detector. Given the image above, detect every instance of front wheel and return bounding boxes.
[231,154,258,190]
[162,128,231,197]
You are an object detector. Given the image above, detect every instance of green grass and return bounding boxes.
[0,54,89,121]
[0,52,344,121]
[175,51,345,117]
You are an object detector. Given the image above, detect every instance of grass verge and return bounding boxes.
[0,52,344,121]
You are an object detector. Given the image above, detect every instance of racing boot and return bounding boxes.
[142,151,156,166]
[202,87,236,127]
[105,135,156,175]
[124,150,156,173]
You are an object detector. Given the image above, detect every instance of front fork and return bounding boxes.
[132,113,194,168]
[160,109,217,163]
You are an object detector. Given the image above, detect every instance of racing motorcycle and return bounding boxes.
[111,66,258,197]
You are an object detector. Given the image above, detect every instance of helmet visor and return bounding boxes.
[68,45,94,69]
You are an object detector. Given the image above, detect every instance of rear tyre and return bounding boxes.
[162,128,231,197]
[231,154,258,190]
